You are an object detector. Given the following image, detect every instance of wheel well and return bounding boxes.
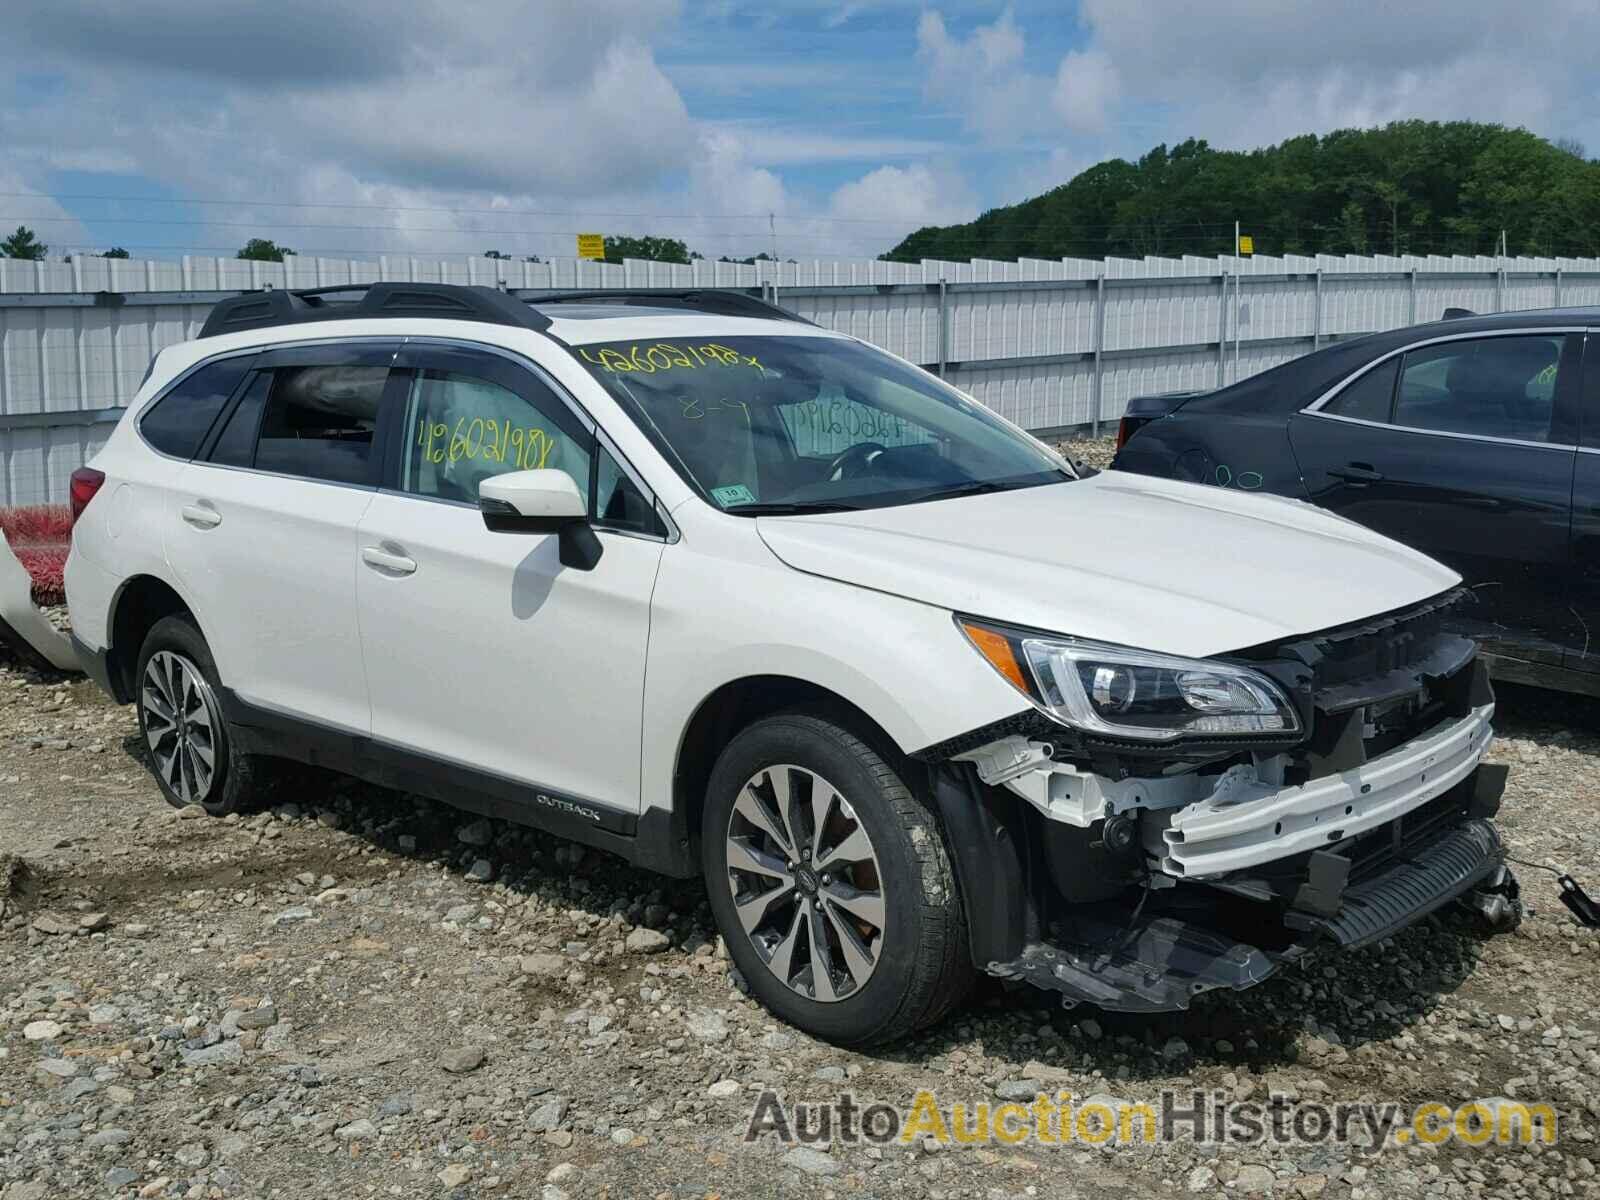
[107,575,192,702]
[671,675,908,855]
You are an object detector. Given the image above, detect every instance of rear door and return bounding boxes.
[1288,329,1582,664]
[165,341,401,731]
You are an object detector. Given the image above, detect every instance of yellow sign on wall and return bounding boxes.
[576,233,605,261]
[1238,235,1255,256]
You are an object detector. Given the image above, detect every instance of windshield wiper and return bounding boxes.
[722,501,863,516]
[912,479,1032,503]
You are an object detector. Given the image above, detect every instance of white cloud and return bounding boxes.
[915,8,1053,145]
[711,127,950,167]
[1052,49,1119,136]
[6,1,693,201]
[0,171,94,253]
[1070,0,1600,152]
[828,163,977,230]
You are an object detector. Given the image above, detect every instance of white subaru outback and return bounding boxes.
[65,283,1517,1046]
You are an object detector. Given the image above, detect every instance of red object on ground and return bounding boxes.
[1,504,74,606]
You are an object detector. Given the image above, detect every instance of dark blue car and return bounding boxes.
[1112,307,1600,695]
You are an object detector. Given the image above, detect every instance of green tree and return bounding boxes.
[602,234,693,265]
[236,238,293,262]
[1,225,47,260]
[882,120,1600,263]
[99,247,130,258]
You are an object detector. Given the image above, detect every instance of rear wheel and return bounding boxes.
[135,615,270,816]
[702,713,971,1046]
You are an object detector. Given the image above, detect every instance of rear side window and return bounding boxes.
[1322,359,1397,423]
[1393,335,1564,442]
[252,365,388,485]
[139,357,252,458]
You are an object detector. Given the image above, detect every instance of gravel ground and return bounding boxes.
[2,625,1598,1199]
[1056,436,1118,472]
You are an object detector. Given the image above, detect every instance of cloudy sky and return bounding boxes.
[5,1,1598,262]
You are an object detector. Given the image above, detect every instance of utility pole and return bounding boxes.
[1233,220,1241,384]
[768,212,779,305]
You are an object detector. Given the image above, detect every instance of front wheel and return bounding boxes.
[701,713,971,1046]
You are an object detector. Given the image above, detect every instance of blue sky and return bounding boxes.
[4,2,1597,263]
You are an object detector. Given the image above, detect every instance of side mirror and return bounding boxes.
[478,469,602,571]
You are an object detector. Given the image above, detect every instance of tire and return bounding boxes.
[134,614,269,816]
[701,713,972,1047]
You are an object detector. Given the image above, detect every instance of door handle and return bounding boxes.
[361,545,417,576]
[180,503,222,529]
[1328,463,1384,484]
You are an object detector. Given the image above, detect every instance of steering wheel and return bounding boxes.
[827,442,887,481]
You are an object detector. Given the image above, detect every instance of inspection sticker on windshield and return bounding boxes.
[711,484,756,507]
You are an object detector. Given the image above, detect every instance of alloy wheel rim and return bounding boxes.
[141,651,220,805]
[725,764,886,1003]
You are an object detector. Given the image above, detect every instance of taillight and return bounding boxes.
[1115,416,1137,450]
[69,467,106,526]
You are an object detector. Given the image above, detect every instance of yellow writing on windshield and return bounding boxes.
[417,416,555,471]
[578,343,764,374]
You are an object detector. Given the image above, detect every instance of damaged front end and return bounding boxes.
[923,588,1517,1012]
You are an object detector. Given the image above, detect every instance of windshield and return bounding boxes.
[570,335,1072,513]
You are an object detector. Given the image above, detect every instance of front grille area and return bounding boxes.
[1238,588,1488,777]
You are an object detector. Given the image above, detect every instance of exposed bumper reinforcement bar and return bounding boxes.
[1156,703,1494,877]
[986,814,1507,1012]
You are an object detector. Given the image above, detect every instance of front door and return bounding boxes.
[354,343,666,817]
[1288,330,1581,664]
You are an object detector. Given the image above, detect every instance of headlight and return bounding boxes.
[958,618,1300,742]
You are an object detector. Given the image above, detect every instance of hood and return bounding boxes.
[756,472,1460,659]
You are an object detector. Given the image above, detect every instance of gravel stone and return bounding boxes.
[624,927,670,954]
[782,1147,842,1176]
[439,1045,486,1073]
[685,1008,728,1043]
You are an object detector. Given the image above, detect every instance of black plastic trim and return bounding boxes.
[70,633,126,702]
[213,686,704,873]
[929,763,1038,967]
[199,284,554,339]
[911,709,1059,761]
[1284,819,1503,948]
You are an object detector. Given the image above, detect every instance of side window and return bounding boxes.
[207,372,271,468]
[1322,359,1397,423]
[1394,336,1564,442]
[139,356,252,458]
[400,368,592,505]
[594,445,659,534]
[252,365,387,485]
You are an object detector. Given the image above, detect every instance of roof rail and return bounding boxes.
[198,282,555,339]
[516,288,815,326]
